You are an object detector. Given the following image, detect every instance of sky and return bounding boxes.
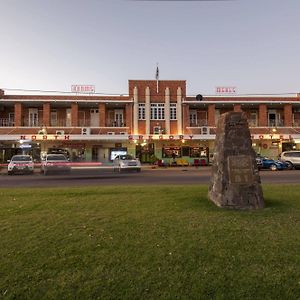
[0,0,300,96]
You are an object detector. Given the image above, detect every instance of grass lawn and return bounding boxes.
[0,185,300,299]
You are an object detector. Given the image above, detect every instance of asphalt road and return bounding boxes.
[0,166,300,188]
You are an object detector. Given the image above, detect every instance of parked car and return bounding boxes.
[113,154,141,172]
[279,151,300,169]
[256,156,287,171]
[41,154,71,175]
[7,155,34,175]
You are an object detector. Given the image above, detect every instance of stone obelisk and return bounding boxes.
[208,112,264,210]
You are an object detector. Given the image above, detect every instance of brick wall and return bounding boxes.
[284,104,292,126]
[14,103,23,127]
[71,103,78,127]
[43,103,50,126]
[258,104,267,127]
[207,104,215,127]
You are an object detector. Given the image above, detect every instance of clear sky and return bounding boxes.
[0,0,299,96]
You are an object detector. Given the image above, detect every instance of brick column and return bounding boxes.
[208,104,215,127]
[182,104,189,134]
[258,104,267,127]
[14,103,23,127]
[284,104,292,127]
[125,103,133,133]
[99,103,106,127]
[177,87,182,135]
[43,103,51,127]
[233,104,242,112]
[71,103,78,127]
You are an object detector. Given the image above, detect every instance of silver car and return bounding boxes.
[41,154,71,175]
[7,155,34,175]
[113,154,141,172]
[280,151,300,169]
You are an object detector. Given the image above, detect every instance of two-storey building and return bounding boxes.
[1,80,300,164]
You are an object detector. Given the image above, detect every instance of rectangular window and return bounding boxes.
[138,104,145,120]
[151,103,165,120]
[170,103,177,120]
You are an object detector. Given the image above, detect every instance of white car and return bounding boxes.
[113,154,141,172]
[8,155,34,175]
[41,154,71,175]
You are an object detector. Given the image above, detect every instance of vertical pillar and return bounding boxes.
[177,87,182,135]
[99,103,106,127]
[14,103,23,127]
[233,104,242,112]
[165,87,170,134]
[208,104,215,127]
[145,87,150,135]
[71,103,78,127]
[43,103,51,127]
[258,104,267,127]
[284,104,292,127]
[125,103,133,133]
[133,87,138,135]
[182,104,189,134]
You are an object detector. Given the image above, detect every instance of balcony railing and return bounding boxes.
[268,120,284,127]
[189,120,208,127]
[0,118,14,127]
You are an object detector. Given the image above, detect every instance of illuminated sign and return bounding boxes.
[215,87,236,94]
[71,85,95,93]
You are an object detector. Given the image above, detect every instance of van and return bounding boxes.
[280,151,300,169]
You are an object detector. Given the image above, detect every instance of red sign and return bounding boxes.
[215,87,236,94]
[71,85,95,93]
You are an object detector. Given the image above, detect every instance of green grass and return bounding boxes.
[0,185,300,299]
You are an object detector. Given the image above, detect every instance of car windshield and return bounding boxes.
[12,156,32,162]
[47,155,67,161]
[119,155,134,160]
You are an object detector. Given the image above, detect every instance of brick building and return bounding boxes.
[0,80,300,163]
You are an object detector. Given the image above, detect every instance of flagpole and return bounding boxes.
[156,63,159,93]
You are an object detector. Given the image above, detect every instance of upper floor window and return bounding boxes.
[170,103,177,120]
[151,103,165,120]
[138,104,145,120]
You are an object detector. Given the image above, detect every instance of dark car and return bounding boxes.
[256,156,287,171]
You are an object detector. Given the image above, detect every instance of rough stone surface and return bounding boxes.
[208,112,264,210]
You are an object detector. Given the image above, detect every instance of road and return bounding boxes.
[0,166,299,188]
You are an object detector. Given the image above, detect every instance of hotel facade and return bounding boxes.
[1,80,300,164]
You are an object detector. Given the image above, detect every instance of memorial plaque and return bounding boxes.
[228,155,254,184]
[208,112,264,210]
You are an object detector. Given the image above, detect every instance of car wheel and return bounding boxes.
[285,161,294,170]
[270,164,277,171]
[8,171,12,175]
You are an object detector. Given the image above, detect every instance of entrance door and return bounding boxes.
[189,110,197,126]
[50,110,57,126]
[114,109,124,127]
[90,109,99,127]
[66,109,71,127]
[29,108,39,127]
[268,110,277,127]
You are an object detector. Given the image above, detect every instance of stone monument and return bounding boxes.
[208,111,264,209]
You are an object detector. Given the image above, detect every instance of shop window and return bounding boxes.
[162,147,181,158]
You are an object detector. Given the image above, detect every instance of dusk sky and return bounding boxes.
[1,0,299,96]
